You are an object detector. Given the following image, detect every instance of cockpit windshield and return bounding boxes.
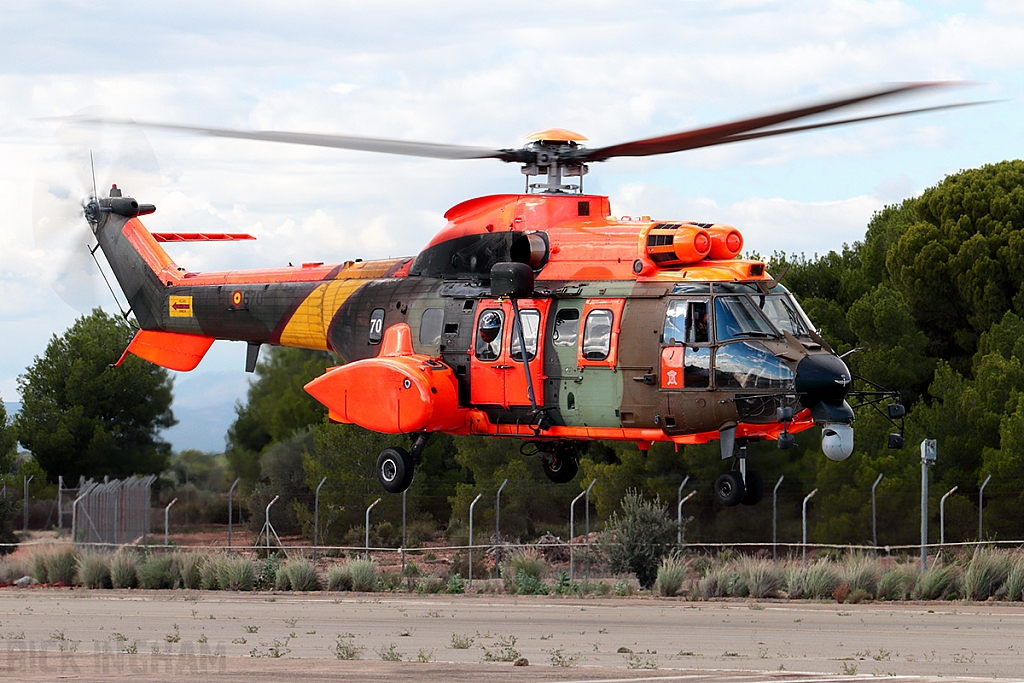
[714,296,776,341]
[763,284,816,336]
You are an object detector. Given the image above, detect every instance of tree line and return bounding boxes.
[6,160,1024,548]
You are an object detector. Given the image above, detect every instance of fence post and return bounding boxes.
[364,497,381,560]
[23,475,33,532]
[468,493,482,586]
[772,475,784,562]
[676,475,690,547]
[570,487,587,582]
[164,497,178,546]
[265,495,280,555]
[871,473,884,556]
[585,477,596,584]
[940,485,958,546]
[802,488,817,568]
[979,474,992,543]
[313,476,327,564]
[71,492,87,545]
[401,488,407,577]
[495,478,508,541]
[227,478,240,552]
[57,475,63,531]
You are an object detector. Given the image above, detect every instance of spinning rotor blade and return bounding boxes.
[573,82,970,161]
[64,117,520,161]
[33,110,161,312]
[62,81,977,169]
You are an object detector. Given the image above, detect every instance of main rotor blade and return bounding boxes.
[709,100,993,148]
[65,117,520,161]
[574,82,968,161]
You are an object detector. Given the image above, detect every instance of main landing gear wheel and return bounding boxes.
[715,471,745,507]
[741,470,764,506]
[377,446,414,493]
[541,451,579,484]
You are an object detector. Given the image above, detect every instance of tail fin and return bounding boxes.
[92,190,175,330]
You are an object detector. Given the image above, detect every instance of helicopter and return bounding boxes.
[68,83,971,506]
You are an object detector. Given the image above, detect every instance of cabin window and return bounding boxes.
[419,308,444,345]
[552,308,580,347]
[368,308,385,344]
[475,309,504,361]
[581,309,614,361]
[663,299,709,345]
[714,341,794,390]
[509,309,541,362]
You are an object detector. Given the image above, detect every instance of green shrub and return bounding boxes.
[348,558,379,592]
[327,565,352,591]
[508,549,546,581]
[254,554,281,591]
[416,574,444,594]
[698,565,737,599]
[602,490,677,590]
[914,563,961,600]
[178,553,205,590]
[964,548,1011,601]
[1004,555,1024,601]
[802,561,842,599]
[218,555,256,591]
[200,556,222,590]
[78,551,111,589]
[446,572,465,594]
[553,570,580,595]
[655,554,688,597]
[736,556,784,599]
[0,556,29,584]
[45,546,79,585]
[31,548,51,584]
[841,554,881,599]
[110,551,139,589]
[138,554,179,589]
[273,565,291,591]
[877,564,917,601]
[0,498,19,556]
[285,560,320,591]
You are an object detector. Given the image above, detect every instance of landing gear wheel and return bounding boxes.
[741,470,764,506]
[542,452,579,484]
[715,471,745,507]
[377,447,414,493]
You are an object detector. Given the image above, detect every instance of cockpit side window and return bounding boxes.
[509,309,541,362]
[475,309,504,361]
[714,296,776,341]
[664,299,709,345]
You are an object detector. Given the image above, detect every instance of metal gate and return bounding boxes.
[71,475,157,547]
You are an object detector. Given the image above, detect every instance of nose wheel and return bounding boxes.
[714,439,765,507]
[376,433,431,494]
[377,447,414,493]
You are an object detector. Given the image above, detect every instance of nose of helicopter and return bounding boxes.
[795,353,852,408]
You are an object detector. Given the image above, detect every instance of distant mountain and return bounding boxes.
[3,402,19,417]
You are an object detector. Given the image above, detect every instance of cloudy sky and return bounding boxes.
[2,0,1021,453]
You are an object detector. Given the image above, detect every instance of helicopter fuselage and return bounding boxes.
[97,189,857,499]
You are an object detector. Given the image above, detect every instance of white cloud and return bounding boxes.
[3,0,1024,450]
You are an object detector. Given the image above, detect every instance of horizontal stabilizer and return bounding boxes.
[115,329,215,371]
[151,232,256,243]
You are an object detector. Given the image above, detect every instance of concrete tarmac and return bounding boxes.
[0,589,1022,682]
